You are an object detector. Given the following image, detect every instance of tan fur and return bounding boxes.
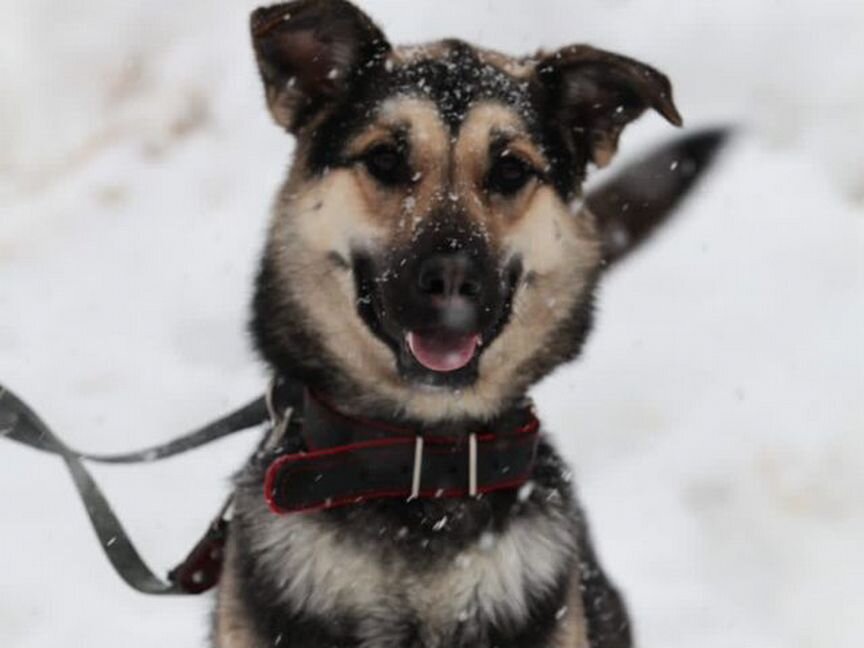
[475,47,537,79]
[453,102,548,229]
[272,95,601,423]
[389,42,458,66]
[271,171,398,398]
[551,571,592,648]
[242,500,575,627]
[451,102,545,202]
[352,98,451,239]
[477,197,600,405]
[214,537,264,648]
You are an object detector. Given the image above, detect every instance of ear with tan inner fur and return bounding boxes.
[250,0,391,132]
[536,45,682,168]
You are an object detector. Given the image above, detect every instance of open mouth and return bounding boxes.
[352,253,521,387]
[406,331,482,373]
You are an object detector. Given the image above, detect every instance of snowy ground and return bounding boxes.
[1,1,862,647]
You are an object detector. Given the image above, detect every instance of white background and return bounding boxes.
[1,1,862,646]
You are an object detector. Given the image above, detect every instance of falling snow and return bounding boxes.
[1,2,862,648]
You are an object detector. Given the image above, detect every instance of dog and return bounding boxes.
[214,1,726,646]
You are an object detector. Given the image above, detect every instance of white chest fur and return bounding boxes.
[248,504,576,634]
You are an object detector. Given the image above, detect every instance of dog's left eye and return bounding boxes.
[361,145,412,187]
[487,154,536,196]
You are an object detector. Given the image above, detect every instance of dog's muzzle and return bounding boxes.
[352,234,521,388]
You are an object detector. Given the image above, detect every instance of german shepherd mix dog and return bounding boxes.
[216,1,725,647]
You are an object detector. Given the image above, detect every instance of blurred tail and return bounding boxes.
[587,127,731,266]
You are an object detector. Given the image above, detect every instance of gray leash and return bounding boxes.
[0,383,278,594]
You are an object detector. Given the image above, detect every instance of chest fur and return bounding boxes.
[238,498,576,646]
[228,436,581,646]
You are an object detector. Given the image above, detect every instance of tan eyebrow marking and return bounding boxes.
[455,104,549,184]
[490,131,548,172]
[346,124,406,158]
[475,47,537,79]
[346,98,449,161]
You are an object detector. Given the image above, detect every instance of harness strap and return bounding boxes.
[0,383,291,595]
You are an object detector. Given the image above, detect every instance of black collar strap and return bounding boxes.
[265,391,540,514]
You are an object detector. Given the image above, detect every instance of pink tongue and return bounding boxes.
[407,332,480,373]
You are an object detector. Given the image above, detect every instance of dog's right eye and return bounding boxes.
[361,145,412,187]
[486,153,537,197]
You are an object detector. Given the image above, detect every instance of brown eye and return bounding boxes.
[362,145,412,187]
[487,154,536,196]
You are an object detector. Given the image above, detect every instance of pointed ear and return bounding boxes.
[536,45,682,168]
[250,0,391,132]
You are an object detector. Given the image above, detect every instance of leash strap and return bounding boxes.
[0,383,280,595]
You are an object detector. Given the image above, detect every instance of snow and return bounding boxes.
[1,1,862,646]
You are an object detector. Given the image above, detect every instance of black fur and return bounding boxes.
[305,46,538,172]
[236,4,728,648]
[227,436,628,648]
[588,127,729,265]
[251,251,346,396]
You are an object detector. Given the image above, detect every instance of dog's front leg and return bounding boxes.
[213,536,266,648]
[550,570,591,648]
[574,535,633,648]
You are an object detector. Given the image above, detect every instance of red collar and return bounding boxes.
[264,391,540,514]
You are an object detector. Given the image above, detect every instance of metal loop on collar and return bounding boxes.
[265,376,292,449]
[409,435,424,500]
[468,432,478,497]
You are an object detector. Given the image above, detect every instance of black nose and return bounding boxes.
[416,252,483,300]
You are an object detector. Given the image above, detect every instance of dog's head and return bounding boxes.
[249,0,681,422]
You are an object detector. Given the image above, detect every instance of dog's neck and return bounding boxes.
[271,360,531,430]
[299,389,536,444]
[262,382,541,514]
